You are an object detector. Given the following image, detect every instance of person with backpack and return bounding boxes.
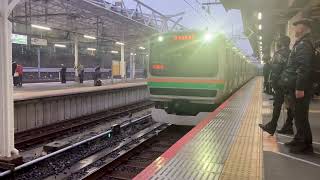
[259,36,294,135]
[280,18,314,154]
[94,64,101,86]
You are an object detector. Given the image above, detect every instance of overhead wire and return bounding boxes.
[182,0,214,26]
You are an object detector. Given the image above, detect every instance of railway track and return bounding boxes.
[77,125,192,180]
[15,100,153,150]
[0,114,157,179]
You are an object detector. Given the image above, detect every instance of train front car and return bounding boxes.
[148,31,225,125]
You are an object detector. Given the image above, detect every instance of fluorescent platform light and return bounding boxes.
[258,24,262,30]
[31,24,51,30]
[110,50,119,54]
[84,35,96,40]
[139,46,145,50]
[259,36,262,40]
[115,42,125,45]
[54,44,66,48]
[87,48,96,51]
[258,12,262,20]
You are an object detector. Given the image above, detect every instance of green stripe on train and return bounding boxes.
[147,82,225,90]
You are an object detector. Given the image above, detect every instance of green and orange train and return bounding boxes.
[147,31,257,125]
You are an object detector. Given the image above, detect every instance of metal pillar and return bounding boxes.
[129,53,133,79]
[37,48,41,78]
[74,36,79,82]
[120,44,125,79]
[0,0,19,158]
[132,54,136,79]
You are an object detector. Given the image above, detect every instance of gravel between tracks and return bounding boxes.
[11,118,155,180]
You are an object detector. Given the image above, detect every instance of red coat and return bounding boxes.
[16,65,23,76]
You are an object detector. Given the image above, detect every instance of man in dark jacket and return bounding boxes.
[282,18,314,154]
[259,36,294,135]
[60,64,67,83]
[12,61,17,86]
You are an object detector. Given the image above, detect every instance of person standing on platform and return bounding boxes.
[16,64,23,87]
[12,61,17,86]
[263,56,272,94]
[259,36,294,135]
[79,64,85,84]
[60,64,67,83]
[94,64,101,86]
[281,18,314,154]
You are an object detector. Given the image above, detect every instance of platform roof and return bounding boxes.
[10,0,186,51]
[220,0,319,59]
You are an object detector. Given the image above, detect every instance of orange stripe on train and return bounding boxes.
[147,78,225,84]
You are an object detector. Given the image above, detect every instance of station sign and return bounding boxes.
[11,34,27,45]
[31,37,48,46]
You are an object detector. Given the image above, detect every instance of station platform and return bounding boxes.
[13,79,146,101]
[12,79,149,133]
[134,77,320,180]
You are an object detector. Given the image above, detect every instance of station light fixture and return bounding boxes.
[84,35,96,40]
[115,42,125,46]
[259,36,262,40]
[146,54,149,57]
[258,24,262,30]
[31,24,51,31]
[258,12,262,20]
[87,48,96,51]
[259,41,262,45]
[130,52,134,55]
[54,44,66,48]
[110,50,119,54]
[158,36,164,42]
[139,46,146,50]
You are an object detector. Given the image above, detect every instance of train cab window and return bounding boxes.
[150,38,219,77]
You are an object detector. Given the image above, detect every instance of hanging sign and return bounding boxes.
[11,34,27,45]
[31,37,48,46]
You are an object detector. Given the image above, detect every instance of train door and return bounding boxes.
[231,52,236,90]
[225,47,231,93]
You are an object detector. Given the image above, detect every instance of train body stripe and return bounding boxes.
[147,78,225,84]
[147,81,225,90]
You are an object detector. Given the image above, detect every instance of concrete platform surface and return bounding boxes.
[13,79,146,101]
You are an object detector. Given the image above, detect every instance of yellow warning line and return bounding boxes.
[220,78,263,180]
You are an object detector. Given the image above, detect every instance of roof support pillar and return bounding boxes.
[0,0,19,159]
[130,52,135,79]
[74,36,79,82]
[120,44,125,79]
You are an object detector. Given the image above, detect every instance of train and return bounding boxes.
[147,31,257,125]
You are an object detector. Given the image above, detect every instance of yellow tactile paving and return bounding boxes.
[220,78,263,180]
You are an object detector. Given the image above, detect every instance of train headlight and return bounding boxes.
[203,33,213,42]
[158,36,164,42]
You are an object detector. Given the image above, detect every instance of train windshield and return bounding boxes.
[150,34,219,77]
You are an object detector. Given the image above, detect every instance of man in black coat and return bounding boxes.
[259,36,294,135]
[12,61,17,86]
[282,19,314,154]
[60,64,67,83]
